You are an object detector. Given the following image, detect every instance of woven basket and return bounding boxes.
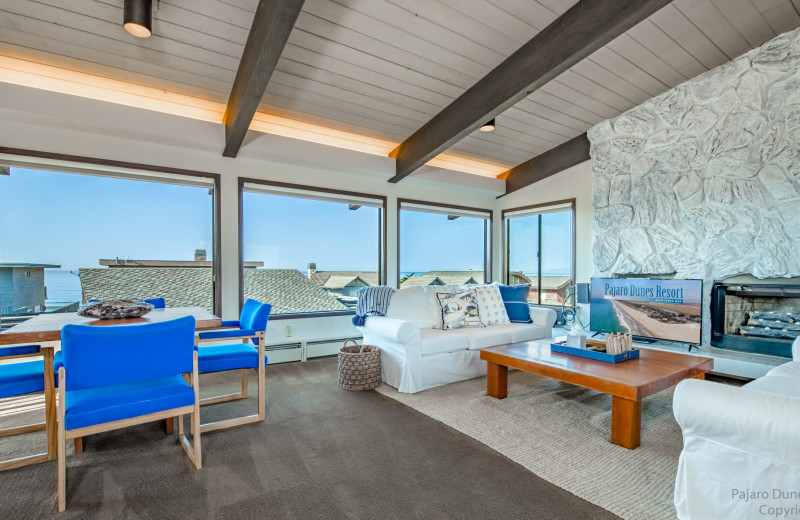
[338,339,381,391]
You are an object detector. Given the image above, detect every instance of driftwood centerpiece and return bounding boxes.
[78,299,154,320]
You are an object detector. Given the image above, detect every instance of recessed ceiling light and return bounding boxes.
[480,118,495,132]
[124,0,153,38]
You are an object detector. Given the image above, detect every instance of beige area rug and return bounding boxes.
[376,371,682,520]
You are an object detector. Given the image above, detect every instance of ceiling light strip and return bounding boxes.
[0,55,504,178]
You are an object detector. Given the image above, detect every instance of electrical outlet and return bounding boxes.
[285,326,292,337]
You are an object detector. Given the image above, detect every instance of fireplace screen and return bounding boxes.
[711,283,800,358]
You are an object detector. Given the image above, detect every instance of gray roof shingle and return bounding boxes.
[310,271,380,287]
[244,269,348,313]
[79,268,348,314]
[508,273,573,290]
[80,268,213,310]
[400,275,444,288]
[422,271,485,284]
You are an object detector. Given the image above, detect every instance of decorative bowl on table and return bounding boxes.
[78,299,154,320]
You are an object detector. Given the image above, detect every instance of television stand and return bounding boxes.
[631,335,658,344]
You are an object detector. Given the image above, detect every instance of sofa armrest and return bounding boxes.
[793,337,800,361]
[529,307,557,328]
[357,317,420,345]
[674,379,800,465]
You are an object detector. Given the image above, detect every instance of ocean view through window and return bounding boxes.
[241,181,384,314]
[0,164,217,327]
[398,200,491,287]
[505,201,575,306]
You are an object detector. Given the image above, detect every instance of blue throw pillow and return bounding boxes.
[498,284,533,324]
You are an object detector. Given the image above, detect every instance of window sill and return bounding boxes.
[271,310,356,320]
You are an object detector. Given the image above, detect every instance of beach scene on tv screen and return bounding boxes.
[590,278,702,343]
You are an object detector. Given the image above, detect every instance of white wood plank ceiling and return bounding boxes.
[0,0,798,170]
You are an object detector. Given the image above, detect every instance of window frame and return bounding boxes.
[396,198,493,288]
[502,198,576,306]
[0,147,222,317]
[238,177,387,320]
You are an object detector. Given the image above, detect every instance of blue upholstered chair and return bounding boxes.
[194,299,271,432]
[0,344,48,472]
[57,316,201,512]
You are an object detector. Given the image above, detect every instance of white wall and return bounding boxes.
[0,83,503,343]
[496,161,594,324]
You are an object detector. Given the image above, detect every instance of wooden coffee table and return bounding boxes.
[480,341,713,449]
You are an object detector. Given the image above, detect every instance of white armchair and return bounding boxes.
[673,339,800,520]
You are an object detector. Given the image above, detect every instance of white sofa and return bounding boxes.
[673,338,800,520]
[357,284,556,394]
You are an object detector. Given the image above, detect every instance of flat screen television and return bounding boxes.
[590,277,703,344]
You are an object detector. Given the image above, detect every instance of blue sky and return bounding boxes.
[0,168,213,270]
[399,210,485,272]
[243,192,381,271]
[1,168,506,274]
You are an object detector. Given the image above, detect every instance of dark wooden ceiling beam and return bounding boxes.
[388,0,672,183]
[222,0,305,158]
[502,134,590,196]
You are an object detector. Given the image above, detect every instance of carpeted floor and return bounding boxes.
[377,370,686,520]
[0,358,620,519]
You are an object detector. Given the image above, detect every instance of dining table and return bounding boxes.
[0,306,222,463]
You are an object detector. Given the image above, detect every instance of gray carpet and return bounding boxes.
[0,358,620,519]
[378,370,685,520]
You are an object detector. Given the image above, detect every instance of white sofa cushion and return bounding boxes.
[744,375,800,399]
[424,285,461,328]
[766,360,800,379]
[386,286,438,328]
[488,323,549,343]
[452,328,513,350]
[462,282,510,326]
[419,329,470,357]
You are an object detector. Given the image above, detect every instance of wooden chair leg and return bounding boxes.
[258,332,265,421]
[57,367,67,512]
[73,436,84,454]
[241,369,249,398]
[191,408,201,469]
[164,418,174,435]
[191,350,201,469]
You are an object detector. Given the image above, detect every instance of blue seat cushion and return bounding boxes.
[65,375,195,431]
[0,345,41,357]
[198,344,268,374]
[0,361,44,399]
[198,328,256,341]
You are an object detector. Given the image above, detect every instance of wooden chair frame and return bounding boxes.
[0,346,50,472]
[192,331,266,433]
[57,351,202,512]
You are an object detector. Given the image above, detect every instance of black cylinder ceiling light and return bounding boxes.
[480,118,496,132]
[124,0,153,38]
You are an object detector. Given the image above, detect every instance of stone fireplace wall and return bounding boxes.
[588,28,800,346]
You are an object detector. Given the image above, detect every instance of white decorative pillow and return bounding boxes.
[436,290,484,330]
[424,285,460,329]
[462,282,510,326]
